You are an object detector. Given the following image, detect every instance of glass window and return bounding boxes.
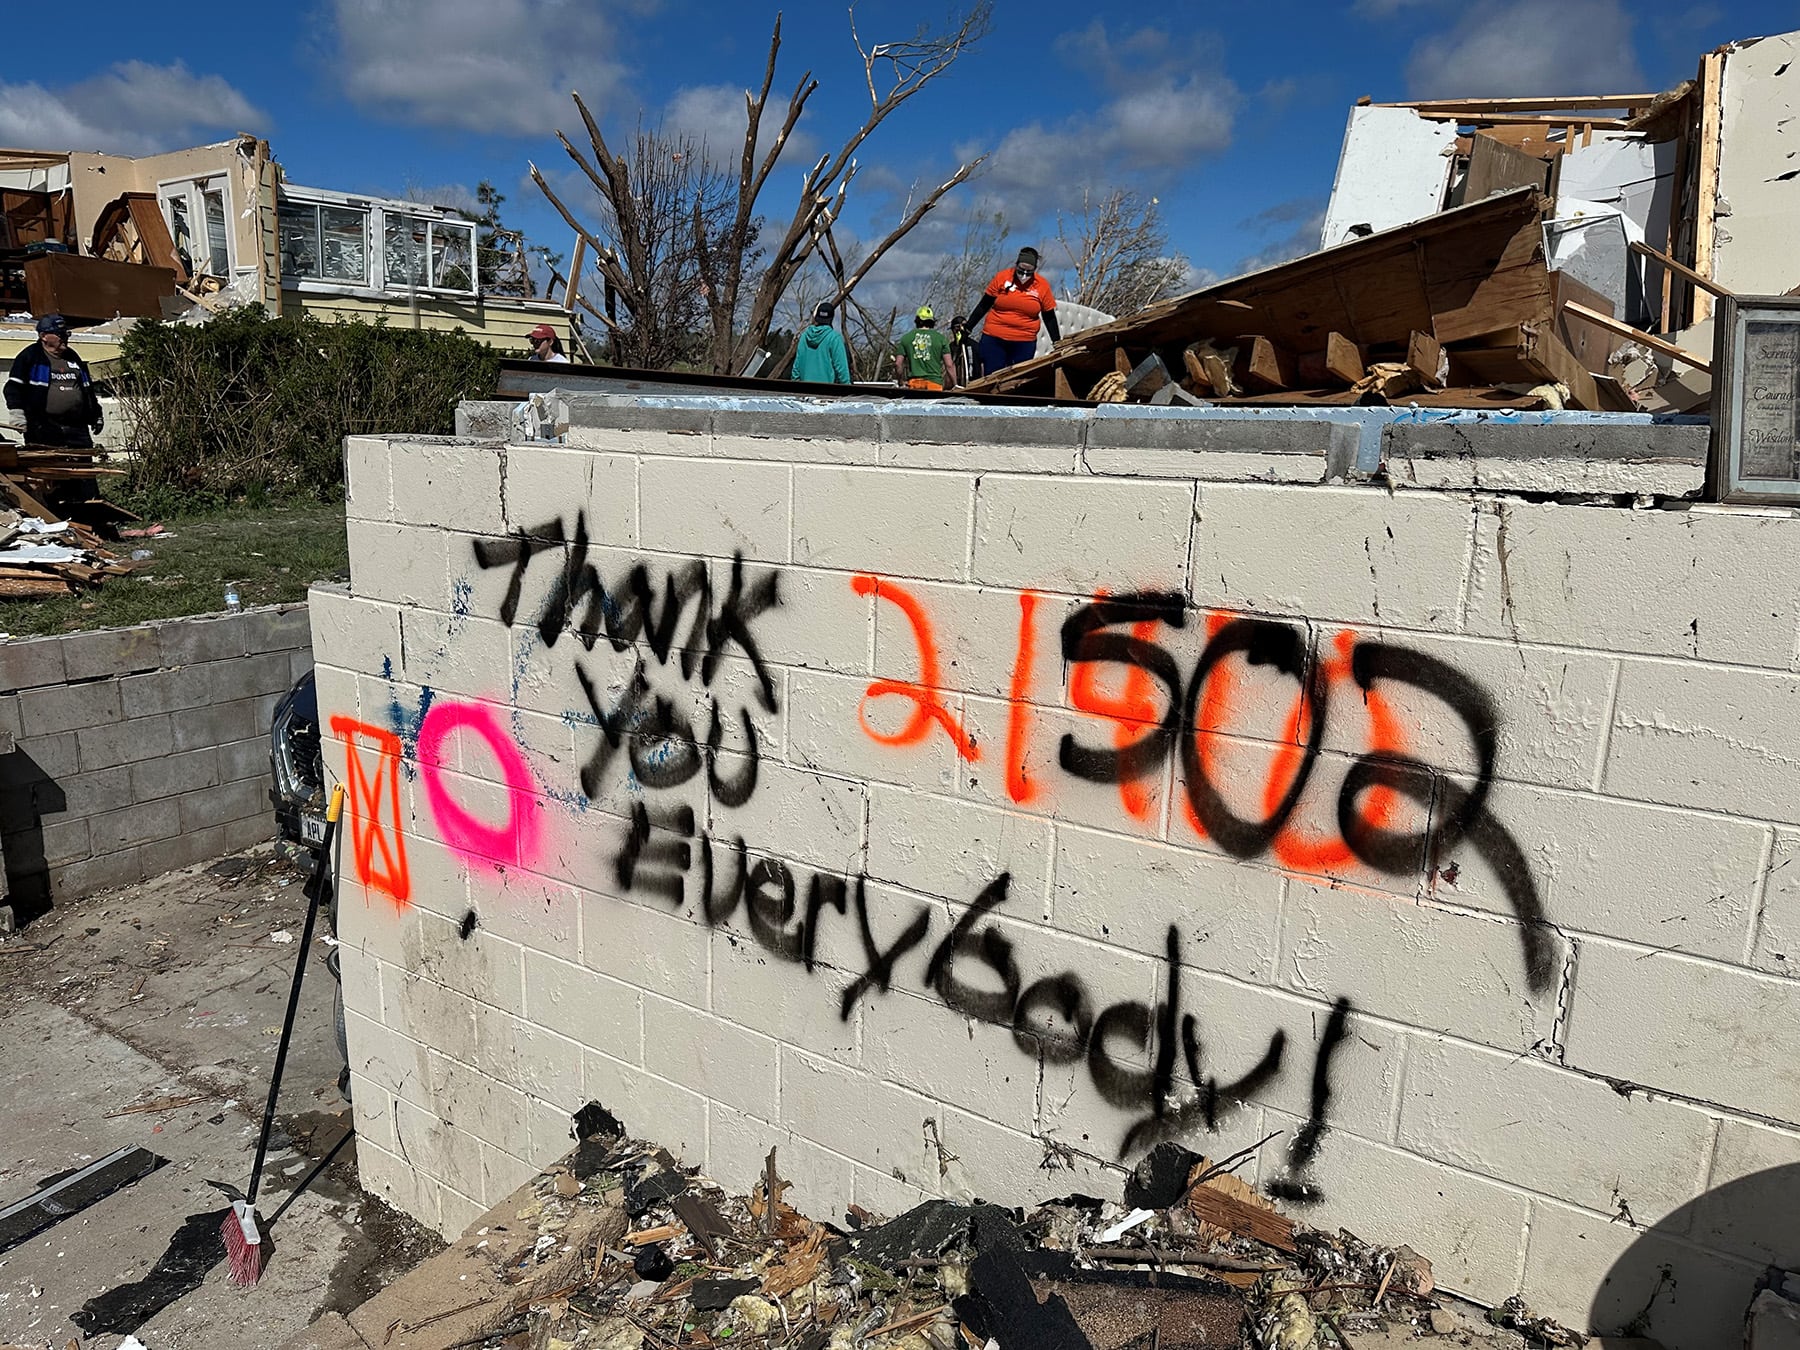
[384,213,428,289]
[431,220,475,291]
[278,201,319,278]
[166,194,196,275]
[201,188,230,277]
[279,200,368,284]
[382,213,476,293]
[319,206,367,284]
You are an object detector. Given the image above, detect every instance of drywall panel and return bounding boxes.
[1320,106,1457,250]
[1714,32,1800,296]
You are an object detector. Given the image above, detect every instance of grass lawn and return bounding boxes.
[0,498,349,637]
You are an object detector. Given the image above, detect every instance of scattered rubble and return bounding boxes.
[390,1116,1593,1350]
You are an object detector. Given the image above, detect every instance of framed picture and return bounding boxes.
[1711,295,1800,504]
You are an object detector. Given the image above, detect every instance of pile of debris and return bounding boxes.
[0,436,132,596]
[440,1110,1584,1350]
[966,188,1639,415]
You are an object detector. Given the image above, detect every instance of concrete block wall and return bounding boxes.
[0,606,311,922]
[323,408,1782,1346]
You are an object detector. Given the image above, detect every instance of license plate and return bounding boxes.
[300,814,327,846]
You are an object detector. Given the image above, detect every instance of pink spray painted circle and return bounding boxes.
[416,699,543,872]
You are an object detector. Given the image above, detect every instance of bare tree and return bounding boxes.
[926,208,1010,321]
[533,124,737,369]
[1054,189,1190,318]
[532,6,991,375]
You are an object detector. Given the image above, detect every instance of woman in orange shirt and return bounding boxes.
[961,247,1060,376]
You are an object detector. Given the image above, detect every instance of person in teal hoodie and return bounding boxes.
[790,302,851,384]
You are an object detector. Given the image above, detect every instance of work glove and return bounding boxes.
[953,328,968,347]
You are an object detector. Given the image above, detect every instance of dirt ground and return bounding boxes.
[0,846,442,1350]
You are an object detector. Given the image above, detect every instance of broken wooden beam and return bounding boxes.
[1406,331,1445,390]
[1238,336,1296,392]
[1562,301,1713,374]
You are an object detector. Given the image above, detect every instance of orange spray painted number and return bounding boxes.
[852,574,979,762]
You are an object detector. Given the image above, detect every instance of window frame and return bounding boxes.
[278,184,481,299]
[156,173,235,280]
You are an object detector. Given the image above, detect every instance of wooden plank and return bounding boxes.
[1405,111,1630,128]
[1325,331,1365,385]
[0,474,59,522]
[1694,50,1725,325]
[1465,133,1553,203]
[1521,324,1602,411]
[562,235,587,314]
[1113,347,1132,377]
[1052,367,1075,401]
[1629,238,1730,300]
[1238,336,1295,392]
[1661,118,1689,331]
[1564,300,1712,373]
[1380,95,1657,114]
[1187,1185,1298,1253]
[1406,331,1444,389]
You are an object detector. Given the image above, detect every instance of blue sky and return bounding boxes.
[5,1,1793,312]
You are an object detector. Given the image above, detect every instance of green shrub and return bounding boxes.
[118,307,500,504]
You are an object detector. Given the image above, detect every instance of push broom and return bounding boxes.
[223,783,346,1286]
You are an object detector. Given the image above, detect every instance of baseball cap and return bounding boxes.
[813,302,834,323]
[528,323,555,340]
[35,313,68,335]
[916,305,934,322]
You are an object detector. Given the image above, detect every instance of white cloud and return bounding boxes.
[1233,196,1327,276]
[1405,0,1646,98]
[0,61,266,155]
[972,22,1237,216]
[329,0,635,135]
[661,83,819,170]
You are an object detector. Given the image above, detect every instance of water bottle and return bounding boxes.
[224,583,241,612]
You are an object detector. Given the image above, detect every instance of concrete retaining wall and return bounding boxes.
[321,404,1788,1348]
[0,605,311,924]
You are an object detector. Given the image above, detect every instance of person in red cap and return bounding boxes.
[527,323,568,363]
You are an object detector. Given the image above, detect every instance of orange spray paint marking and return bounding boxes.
[1070,612,1164,823]
[329,715,411,909]
[1180,611,1240,839]
[1006,591,1041,803]
[852,574,980,762]
[1262,630,1407,872]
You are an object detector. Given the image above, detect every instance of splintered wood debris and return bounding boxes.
[0,436,136,596]
[441,1117,1583,1350]
[966,188,1642,414]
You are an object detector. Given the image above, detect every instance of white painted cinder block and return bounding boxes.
[319,416,1800,1344]
[638,457,791,562]
[972,475,1194,593]
[1466,499,1800,669]
[388,439,507,536]
[792,466,973,580]
[1192,483,1474,630]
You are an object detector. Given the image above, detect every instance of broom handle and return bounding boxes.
[246,785,345,1205]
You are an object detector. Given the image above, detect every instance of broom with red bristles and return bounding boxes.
[224,783,345,1286]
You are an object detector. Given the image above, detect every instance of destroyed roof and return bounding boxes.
[965,187,1607,408]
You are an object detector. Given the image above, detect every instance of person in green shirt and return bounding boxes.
[790,302,852,384]
[891,305,958,390]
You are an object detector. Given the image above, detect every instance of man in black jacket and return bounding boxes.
[4,314,104,448]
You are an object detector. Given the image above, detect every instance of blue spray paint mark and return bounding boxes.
[384,684,436,780]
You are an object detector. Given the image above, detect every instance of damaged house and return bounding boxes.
[969,26,1800,418]
[0,134,572,363]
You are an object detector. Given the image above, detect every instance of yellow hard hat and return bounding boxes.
[916,305,934,322]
